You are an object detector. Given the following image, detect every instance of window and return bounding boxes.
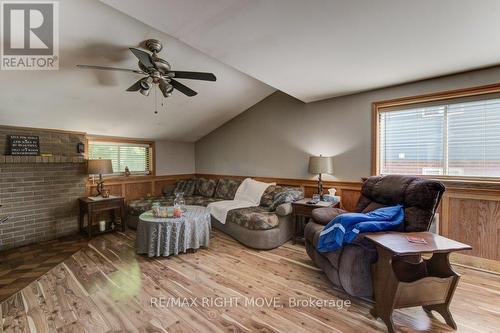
[88,140,154,176]
[374,88,500,179]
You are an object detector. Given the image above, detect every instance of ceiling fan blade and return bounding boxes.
[76,64,145,74]
[129,48,155,69]
[171,79,197,97]
[171,71,216,81]
[126,78,144,92]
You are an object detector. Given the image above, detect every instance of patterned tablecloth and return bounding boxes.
[136,205,211,257]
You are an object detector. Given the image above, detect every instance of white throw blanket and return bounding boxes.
[208,178,275,224]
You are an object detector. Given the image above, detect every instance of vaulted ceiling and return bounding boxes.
[2,0,500,141]
[101,0,500,102]
[0,0,274,141]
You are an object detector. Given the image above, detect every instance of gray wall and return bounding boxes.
[195,66,500,181]
[156,140,195,175]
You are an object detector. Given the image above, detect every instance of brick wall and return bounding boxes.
[0,126,84,156]
[0,127,87,250]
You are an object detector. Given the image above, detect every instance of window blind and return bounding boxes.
[378,97,500,178]
[88,141,151,175]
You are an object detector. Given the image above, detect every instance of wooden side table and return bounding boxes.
[78,196,126,238]
[291,198,339,244]
[365,232,471,333]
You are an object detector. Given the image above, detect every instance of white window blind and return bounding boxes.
[88,141,151,175]
[378,97,500,178]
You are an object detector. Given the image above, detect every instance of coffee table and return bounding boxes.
[136,205,211,257]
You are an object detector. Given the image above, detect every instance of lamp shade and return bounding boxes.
[308,155,334,174]
[88,159,113,175]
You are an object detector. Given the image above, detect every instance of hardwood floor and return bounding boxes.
[1,230,499,333]
[0,235,88,302]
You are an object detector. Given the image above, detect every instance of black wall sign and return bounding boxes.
[8,135,40,156]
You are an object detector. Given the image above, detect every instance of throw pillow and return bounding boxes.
[194,178,218,197]
[174,180,186,194]
[162,184,175,196]
[268,187,304,211]
[260,185,282,207]
[214,178,242,200]
[174,179,196,196]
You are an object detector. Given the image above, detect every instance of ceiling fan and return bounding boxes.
[77,39,216,98]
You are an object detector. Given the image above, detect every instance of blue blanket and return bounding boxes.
[316,205,404,253]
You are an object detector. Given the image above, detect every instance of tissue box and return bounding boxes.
[323,195,340,204]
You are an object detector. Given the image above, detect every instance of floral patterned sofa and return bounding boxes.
[126,177,304,249]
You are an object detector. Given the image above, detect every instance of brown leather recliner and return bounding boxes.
[304,175,445,298]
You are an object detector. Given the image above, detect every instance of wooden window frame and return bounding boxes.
[372,83,500,182]
[86,135,156,178]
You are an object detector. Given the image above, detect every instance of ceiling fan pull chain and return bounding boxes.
[154,86,158,114]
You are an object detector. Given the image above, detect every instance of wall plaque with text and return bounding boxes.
[8,135,40,156]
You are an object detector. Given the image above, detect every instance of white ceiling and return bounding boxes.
[101,0,500,102]
[0,0,274,141]
[3,1,500,142]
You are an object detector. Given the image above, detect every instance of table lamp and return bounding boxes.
[88,159,113,196]
[308,155,334,199]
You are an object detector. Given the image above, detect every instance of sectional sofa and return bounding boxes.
[125,177,304,249]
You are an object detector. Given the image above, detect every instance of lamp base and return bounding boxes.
[95,174,104,197]
[318,173,324,200]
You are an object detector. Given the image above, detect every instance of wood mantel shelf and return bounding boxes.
[0,155,85,164]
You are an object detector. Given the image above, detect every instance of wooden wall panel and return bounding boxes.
[86,174,194,201]
[124,182,153,201]
[153,179,178,196]
[88,184,123,197]
[446,197,500,260]
[339,189,362,212]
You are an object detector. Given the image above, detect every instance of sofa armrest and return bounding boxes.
[275,203,293,216]
[312,207,347,226]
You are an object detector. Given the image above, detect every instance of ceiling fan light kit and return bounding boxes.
[77,39,216,102]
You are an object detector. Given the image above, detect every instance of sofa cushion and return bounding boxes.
[185,195,223,206]
[311,207,347,225]
[194,178,218,197]
[360,201,387,213]
[214,178,242,199]
[226,206,279,230]
[174,179,197,196]
[126,194,225,217]
[127,196,174,216]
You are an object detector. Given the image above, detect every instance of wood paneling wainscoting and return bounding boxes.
[440,187,500,273]
[86,174,195,201]
[87,173,500,273]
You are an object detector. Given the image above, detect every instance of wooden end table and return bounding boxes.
[365,232,471,333]
[291,198,339,244]
[78,196,126,238]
